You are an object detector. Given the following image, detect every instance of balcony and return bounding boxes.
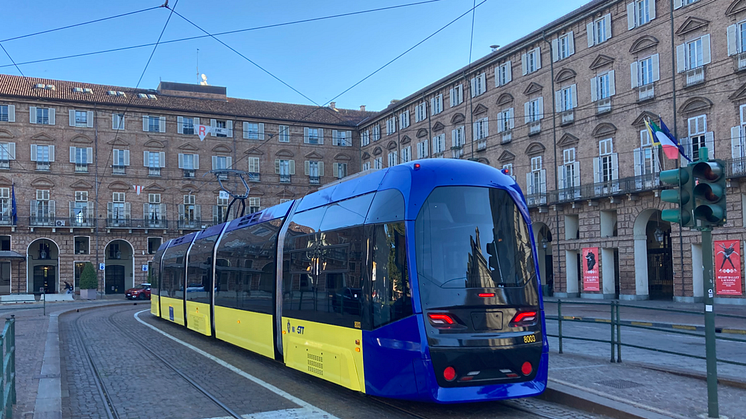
[106,217,132,228]
[309,175,320,185]
[178,218,202,230]
[451,146,464,158]
[560,110,574,125]
[182,169,195,178]
[280,174,291,183]
[112,165,126,175]
[685,67,705,87]
[501,131,512,144]
[0,213,14,226]
[74,163,88,173]
[543,173,664,207]
[638,84,655,102]
[736,52,746,71]
[727,157,746,178]
[70,216,95,228]
[248,172,260,182]
[148,167,161,176]
[476,139,487,151]
[0,160,8,170]
[29,216,61,227]
[528,121,541,136]
[596,98,611,114]
[36,162,50,171]
[526,193,547,207]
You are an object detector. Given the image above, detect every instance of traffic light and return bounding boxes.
[691,160,727,227]
[660,167,694,227]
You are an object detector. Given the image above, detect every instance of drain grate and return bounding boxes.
[596,379,644,389]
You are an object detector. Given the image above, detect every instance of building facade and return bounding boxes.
[359,0,746,303]
[0,78,370,295]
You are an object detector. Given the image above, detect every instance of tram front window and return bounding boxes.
[415,187,537,307]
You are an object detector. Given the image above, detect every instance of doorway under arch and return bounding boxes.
[633,209,673,300]
[27,238,59,294]
[104,239,134,294]
[533,223,553,296]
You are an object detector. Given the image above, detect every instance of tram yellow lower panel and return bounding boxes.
[159,296,185,326]
[150,296,159,316]
[282,317,364,392]
[214,306,274,359]
[186,301,211,336]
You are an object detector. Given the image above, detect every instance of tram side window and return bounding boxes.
[150,250,163,295]
[161,247,187,298]
[365,189,405,224]
[369,222,412,328]
[283,225,366,328]
[186,235,217,304]
[214,219,282,314]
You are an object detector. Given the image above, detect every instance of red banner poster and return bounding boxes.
[582,247,600,292]
[715,240,743,296]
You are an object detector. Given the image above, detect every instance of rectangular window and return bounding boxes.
[417,140,429,159]
[399,110,410,129]
[73,110,89,127]
[450,84,464,107]
[451,127,465,157]
[112,113,125,130]
[305,127,322,144]
[635,54,660,86]
[31,144,52,171]
[70,146,92,172]
[144,151,164,176]
[688,38,703,68]
[387,117,396,135]
[553,32,575,61]
[526,98,544,122]
[361,130,370,146]
[112,149,129,174]
[276,159,294,182]
[374,157,382,170]
[400,146,412,163]
[636,0,651,26]
[372,125,381,141]
[588,14,612,46]
[362,161,371,171]
[473,117,489,140]
[558,86,576,111]
[333,130,352,146]
[248,197,261,214]
[432,134,446,155]
[307,160,321,184]
[470,73,487,97]
[0,105,11,122]
[279,125,290,142]
[148,116,160,132]
[522,48,541,75]
[35,107,52,125]
[430,94,443,116]
[415,102,427,122]
[496,62,512,86]
[688,115,708,161]
[497,108,514,134]
[677,35,711,72]
[243,122,263,140]
[180,117,196,135]
[502,163,514,179]
[0,143,15,166]
[248,157,260,182]
[334,162,348,179]
[388,151,398,167]
[591,71,616,102]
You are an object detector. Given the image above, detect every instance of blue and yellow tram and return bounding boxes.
[150,159,547,403]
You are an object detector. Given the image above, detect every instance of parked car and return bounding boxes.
[126,283,151,300]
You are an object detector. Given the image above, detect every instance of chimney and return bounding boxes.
[490,45,500,52]
[390,99,399,105]
[330,102,336,110]
[360,105,366,112]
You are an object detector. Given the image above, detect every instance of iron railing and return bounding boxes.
[529,173,665,208]
[1,315,15,419]
[106,218,168,229]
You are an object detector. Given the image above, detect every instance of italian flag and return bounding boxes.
[645,118,690,161]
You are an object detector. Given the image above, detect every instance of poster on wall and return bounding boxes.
[715,240,743,296]
[582,247,600,292]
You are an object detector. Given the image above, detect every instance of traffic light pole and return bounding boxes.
[701,227,719,418]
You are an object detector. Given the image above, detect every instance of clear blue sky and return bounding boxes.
[1,0,590,112]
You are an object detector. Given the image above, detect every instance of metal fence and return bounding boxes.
[545,299,746,367]
[1,315,15,418]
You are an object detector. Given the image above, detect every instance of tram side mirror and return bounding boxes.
[486,242,498,271]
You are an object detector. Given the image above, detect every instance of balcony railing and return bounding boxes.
[69,216,95,227]
[248,172,260,182]
[685,66,705,86]
[526,193,547,207]
[36,162,50,171]
[638,84,655,101]
[280,174,291,183]
[0,214,13,226]
[112,165,126,175]
[451,146,464,158]
[596,98,611,114]
[726,157,746,178]
[29,216,60,227]
[536,173,665,208]
[737,52,746,71]
[528,121,541,135]
[182,169,195,178]
[309,175,320,185]
[501,131,512,144]
[178,218,202,230]
[560,110,574,125]
[106,217,132,228]
[148,167,161,176]
[74,164,88,173]
[476,139,487,151]
[0,160,8,170]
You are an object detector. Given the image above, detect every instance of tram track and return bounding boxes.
[68,304,244,419]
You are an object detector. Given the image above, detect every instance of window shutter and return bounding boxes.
[674,0,682,8]
[705,132,714,157]
[69,146,76,163]
[497,113,505,133]
[31,144,37,162]
[258,123,264,140]
[6,105,14,123]
[333,163,339,177]
[732,127,743,159]
[702,34,711,65]
[676,44,686,73]
[741,104,746,125]
[521,53,528,75]
[194,154,199,169]
[525,173,533,195]
[570,85,577,109]
[48,109,55,125]
[159,116,166,133]
[591,76,598,102]
[113,149,119,165]
[226,120,233,137]
[627,2,636,30]
[112,114,118,130]
[86,147,93,164]
[630,62,639,88]
[194,117,199,128]
[29,106,37,124]
[680,137,691,167]
[210,119,217,136]
[319,161,324,176]
[304,127,309,143]
[557,166,566,190]
[567,33,575,56]
[552,38,559,62]
[69,110,75,127]
[123,150,130,166]
[178,204,184,221]
[304,161,310,175]
[593,157,601,183]
[573,161,580,188]
[555,90,563,112]
[289,160,295,175]
[472,121,478,141]
[652,53,660,82]
[159,151,165,167]
[505,61,512,83]
[124,202,131,220]
[212,156,218,170]
[728,24,738,56]
[523,102,529,124]
[332,130,339,145]
[143,151,149,167]
[49,145,55,162]
[142,116,148,131]
[649,0,656,20]
[212,205,219,223]
[346,131,352,146]
[177,116,184,134]
[604,14,612,40]
[479,73,486,91]
[611,153,619,180]
[608,70,616,96]
[226,156,232,169]
[470,77,476,97]
[275,159,280,174]
[449,88,455,106]
[634,148,642,176]
[318,129,323,144]
[587,22,595,47]
[178,153,184,169]
[537,97,544,120]
[87,111,94,128]
[243,121,249,139]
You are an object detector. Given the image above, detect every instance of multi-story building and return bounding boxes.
[0,77,370,295]
[359,0,746,304]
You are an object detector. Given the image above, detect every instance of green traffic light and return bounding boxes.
[662,208,691,225]
[659,168,689,185]
[691,160,727,227]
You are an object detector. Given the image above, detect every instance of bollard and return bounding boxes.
[610,300,616,363]
[557,299,563,354]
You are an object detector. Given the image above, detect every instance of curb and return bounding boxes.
[542,380,687,419]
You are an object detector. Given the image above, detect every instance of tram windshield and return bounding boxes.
[415,186,536,290]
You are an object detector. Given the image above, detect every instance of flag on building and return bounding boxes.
[645,118,691,161]
[134,185,143,195]
[10,183,16,225]
[197,124,211,141]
